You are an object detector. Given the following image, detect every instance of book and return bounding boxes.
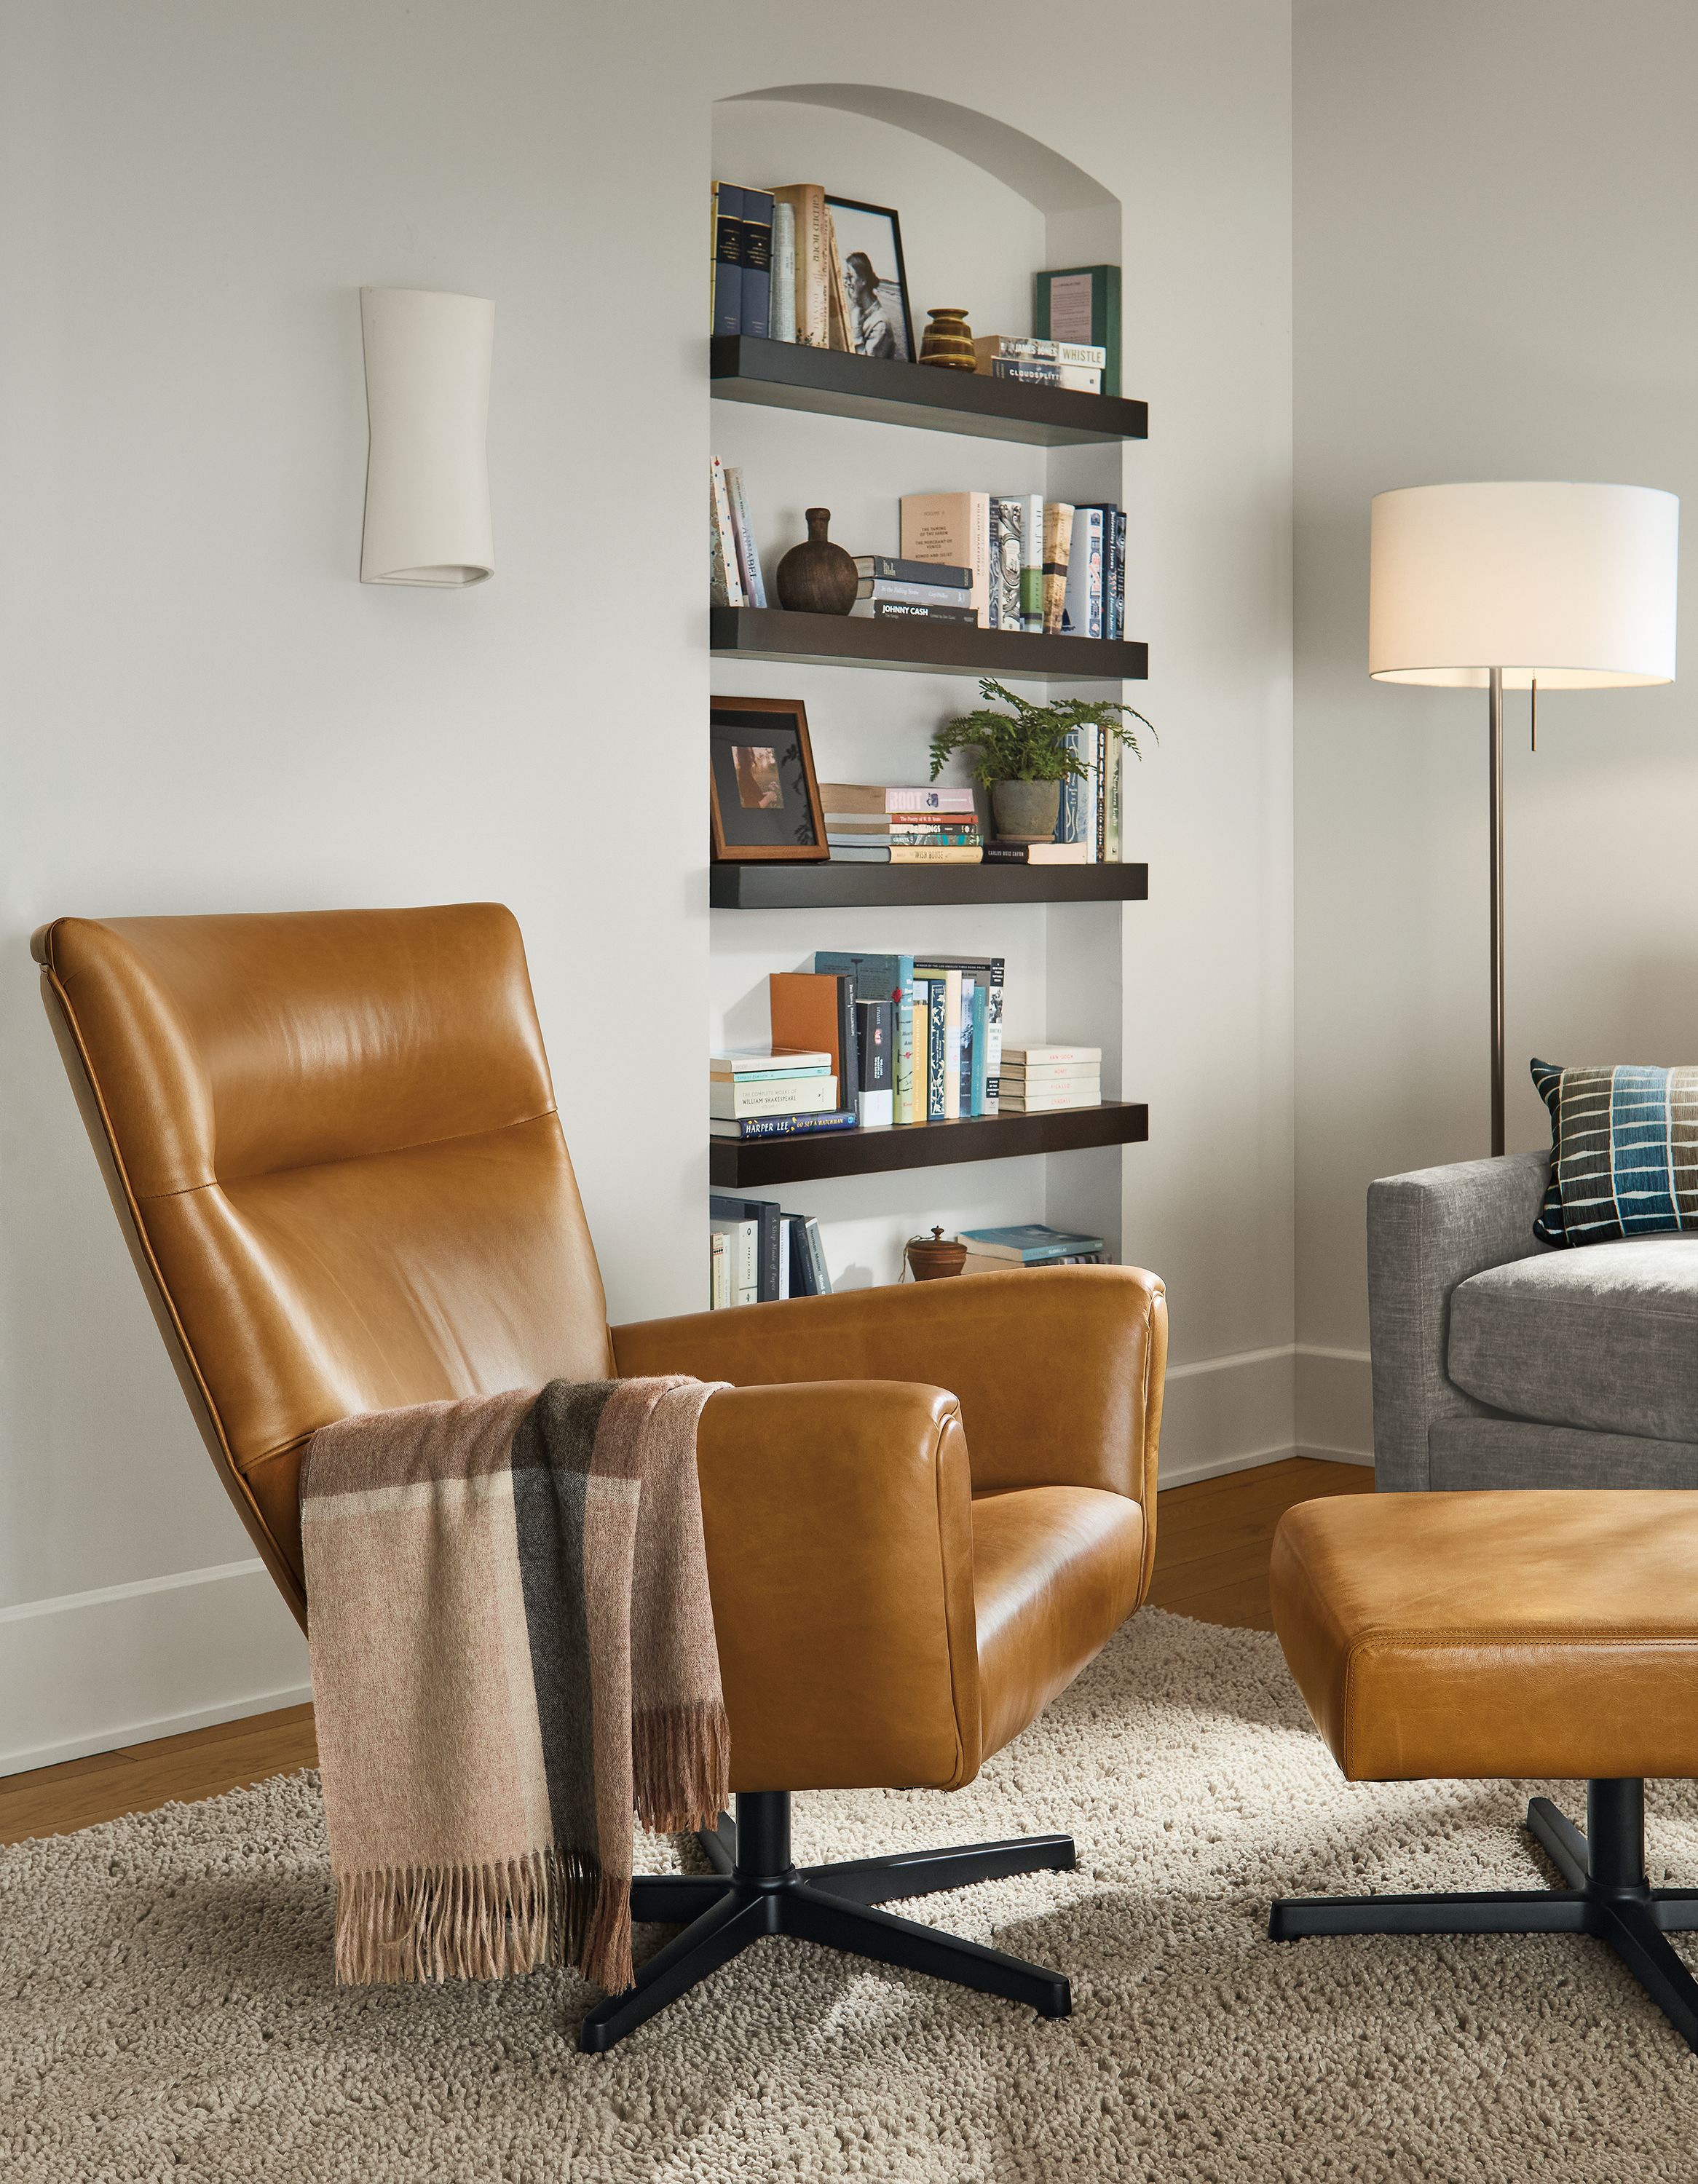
[826,827,981,847]
[1016,491,1044,631]
[1111,509,1127,646]
[710,1193,780,1301]
[982,841,1088,865]
[957,974,976,1117]
[708,1218,758,1303]
[973,335,1108,369]
[815,952,915,1125]
[711,1048,832,1075]
[998,1089,1102,1112]
[970,979,990,1116]
[709,1108,858,1141]
[820,783,976,814]
[770,971,858,1107]
[854,996,894,1128]
[912,978,931,1120]
[917,954,1004,1107]
[848,600,978,624]
[1002,1059,1101,1085]
[722,464,767,608]
[739,189,773,341]
[824,207,850,352]
[855,576,976,608]
[900,492,991,629]
[1003,1045,1101,1067]
[770,201,796,343]
[826,847,892,863]
[957,1223,1107,1264]
[988,359,1102,393]
[1041,502,1074,635]
[709,1227,730,1308]
[1035,265,1121,397]
[771,185,829,347]
[1063,505,1105,638]
[888,846,982,863]
[990,496,1024,631]
[851,555,971,589]
[708,456,745,606]
[709,1074,839,1120]
[781,1212,831,1296]
[711,181,743,336]
[925,976,955,1119]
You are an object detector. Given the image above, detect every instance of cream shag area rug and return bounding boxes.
[5,1609,1698,2182]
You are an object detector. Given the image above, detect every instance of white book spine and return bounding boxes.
[709,1075,837,1119]
[723,464,767,607]
[708,456,745,606]
[710,1230,729,1309]
[770,202,797,342]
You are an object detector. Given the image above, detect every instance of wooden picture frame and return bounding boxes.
[710,696,829,863]
[825,196,915,363]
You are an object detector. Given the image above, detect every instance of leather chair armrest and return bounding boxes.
[615,1263,1166,1507]
[695,1380,981,1795]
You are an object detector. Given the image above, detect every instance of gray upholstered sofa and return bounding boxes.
[1368,1150,1698,1489]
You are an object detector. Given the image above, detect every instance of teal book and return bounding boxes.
[813,952,915,1124]
[958,1223,1106,1264]
[970,982,989,1115]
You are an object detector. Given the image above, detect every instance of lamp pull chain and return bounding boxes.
[1531,676,1538,753]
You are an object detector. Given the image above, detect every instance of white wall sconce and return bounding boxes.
[359,287,494,586]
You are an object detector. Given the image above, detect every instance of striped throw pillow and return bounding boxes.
[1531,1057,1698,1246]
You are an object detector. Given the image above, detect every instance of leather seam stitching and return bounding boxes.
[1353,1629,1698,1645]
[932,1405,973,1789]
[133,1106,561,1200]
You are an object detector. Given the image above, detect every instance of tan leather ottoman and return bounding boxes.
[1265,1489,1698,2054]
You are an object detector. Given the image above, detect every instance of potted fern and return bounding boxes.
[929,679,1154,843]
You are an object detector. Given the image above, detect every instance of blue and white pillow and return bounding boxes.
[1531,1057,1698,1246]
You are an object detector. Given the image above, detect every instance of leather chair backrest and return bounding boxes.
[33,905,612,1623]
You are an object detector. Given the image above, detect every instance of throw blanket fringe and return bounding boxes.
[303,1375,729,1997]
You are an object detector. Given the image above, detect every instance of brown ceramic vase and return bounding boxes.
[918,309,977,371]
[775,508,858,614]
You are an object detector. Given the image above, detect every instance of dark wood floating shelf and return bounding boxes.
[711,861,1149,910]
[710,1100,1148,1187]
[711,606,1147,683]
[711,335,1148,448]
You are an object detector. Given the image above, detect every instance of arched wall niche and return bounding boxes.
[723,82,1121,269]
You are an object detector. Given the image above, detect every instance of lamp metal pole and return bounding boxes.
[1488,665,1505,1157]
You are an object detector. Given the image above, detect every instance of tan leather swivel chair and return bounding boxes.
[33,903,1166,2052]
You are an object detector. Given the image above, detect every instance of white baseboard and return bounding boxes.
[1156,1341,1373,1489]
[0,1556,310,1779]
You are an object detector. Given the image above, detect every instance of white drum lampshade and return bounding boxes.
[1369,480,1678,688]
[359,288,494,587]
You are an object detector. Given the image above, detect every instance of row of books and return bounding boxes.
[708,182,873,352]
[972,335,1107,396]
[709,1194,833,1307]
[709,456,766,608]
[902,492,1127,639]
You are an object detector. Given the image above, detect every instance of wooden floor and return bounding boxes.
[0,1455,1373,1850]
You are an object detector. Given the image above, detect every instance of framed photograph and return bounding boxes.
[826,196,915,363]
[710,696,828,862]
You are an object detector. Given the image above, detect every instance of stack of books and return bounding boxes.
[958,1222,1107,1273]
[998,1045,1102,1112]
[821,783,983,864]
[899,491,1126,641]
[711,184,774,340]
[710,1049,854,1143]
[710,1194,833,1307]
[972,336,1107,395]
[852,555,975,626]
[770,954,1005,1128]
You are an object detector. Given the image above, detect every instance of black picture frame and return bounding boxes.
[709,696,829,862]
[826,196,915,364]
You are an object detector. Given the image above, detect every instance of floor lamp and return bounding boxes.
[1367,481,1678,1155]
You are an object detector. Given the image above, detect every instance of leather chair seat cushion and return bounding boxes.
[1448,1235,1698,1443]
[971,1484,1145,1762]
[1271,1489,1698,1782]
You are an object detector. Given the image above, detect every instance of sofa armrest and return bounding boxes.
[614,1263,1166,1510]
[1367,1150,1551,1489]
[696,1380,982,1795]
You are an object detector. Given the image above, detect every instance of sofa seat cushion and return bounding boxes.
[971,1485,1145,1762]
[1271,1489,1698,1781]
[1448,1235,1698,1442]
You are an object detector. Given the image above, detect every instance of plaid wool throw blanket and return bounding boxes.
[301,1376,729,1993]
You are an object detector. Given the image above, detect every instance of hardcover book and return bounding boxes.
[854,996,894,1129]
[722,464,767,608]
[982,841,1088,864]
[899,492,991,628]
[990,497,1024,632]
[1017,492,1044,630]
[708,456,745,606]
[917,954,1004,1107]
[852,556,971,588]
[769,972,859,1107]
[709,1194,780,1300]
[771,184,829,347]
[848,600,977,623]
[739,188,773,341]
[1062,505,1105,638]
[711,181,743,337]
[815,953,915,1125]
[1040,502,1074,636]
[957,1223,1107,1264]
[709,1075,838,1120]
[855,577,976,607]
[708,1108,858,1140]
[770,201,797,343]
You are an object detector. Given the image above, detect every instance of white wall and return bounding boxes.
[0,0,1293,1769]
[1293,0,1698,1455]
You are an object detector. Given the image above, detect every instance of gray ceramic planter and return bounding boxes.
[990,778,1062,843]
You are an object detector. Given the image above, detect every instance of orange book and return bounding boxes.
[770,970,853,1083]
